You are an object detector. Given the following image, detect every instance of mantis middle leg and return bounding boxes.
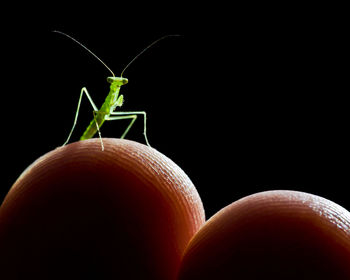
[63,87,99,146]
[106,111,150,147]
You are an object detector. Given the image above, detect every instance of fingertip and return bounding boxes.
[0,139,205,279]
[179,190,350,279]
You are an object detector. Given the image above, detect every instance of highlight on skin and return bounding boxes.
[0,139,205,279]
[178,190,350,279]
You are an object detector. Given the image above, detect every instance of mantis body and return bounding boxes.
[55,31,176,150]
[68,76,146,151]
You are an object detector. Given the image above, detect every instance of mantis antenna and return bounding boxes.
[52,30,116,77]
[120,34,181,77]
[53,31,180,78]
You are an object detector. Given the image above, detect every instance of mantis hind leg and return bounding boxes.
[63,87,99,146]
[107,111,150,147]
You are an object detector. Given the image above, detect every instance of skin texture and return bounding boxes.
[0,139,205,279]
[178,190,350,280]
[1,139,350,279]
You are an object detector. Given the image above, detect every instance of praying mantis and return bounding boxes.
[54,31,178,150]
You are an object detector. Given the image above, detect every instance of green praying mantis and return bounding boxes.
[54,31,179,150]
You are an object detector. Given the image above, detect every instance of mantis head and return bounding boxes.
[107,77,129,86]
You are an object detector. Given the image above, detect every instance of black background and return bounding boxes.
[1,3,348,218]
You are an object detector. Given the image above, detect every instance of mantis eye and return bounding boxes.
[122,78,129,85]
[107,77,115,84]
